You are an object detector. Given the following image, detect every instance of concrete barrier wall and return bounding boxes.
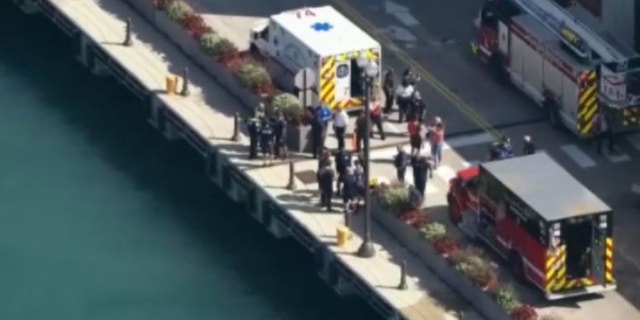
[372,202,511,320]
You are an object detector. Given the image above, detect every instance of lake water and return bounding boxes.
[0,3,381,320]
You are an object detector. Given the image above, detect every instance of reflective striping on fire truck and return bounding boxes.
[320,56,336,106]
[545,245,566,291]
[605,237,614,282]
[578,70,598,135]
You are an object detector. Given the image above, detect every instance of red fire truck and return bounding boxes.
[472,0,640,137]
[446,152,615,300]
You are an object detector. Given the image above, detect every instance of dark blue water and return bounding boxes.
[0,3,381,320]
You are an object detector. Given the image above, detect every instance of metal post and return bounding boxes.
[357,76,375,258]
[398,260,408,290]
[286,160,297,190]
[123,17,132,46]
[344,209,350,228]
[231,112,240,141]
[180,67,190,96]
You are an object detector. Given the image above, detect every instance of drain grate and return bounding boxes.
[295,170,317,184]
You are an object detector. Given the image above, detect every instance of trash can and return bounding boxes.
[336,226,350,247]
[165,75,177,95]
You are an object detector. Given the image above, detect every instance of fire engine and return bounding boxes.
[472,0,640,137]
[447,152,615,300]
[250,6,382,110]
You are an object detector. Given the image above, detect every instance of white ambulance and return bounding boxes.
[250,6,382,110]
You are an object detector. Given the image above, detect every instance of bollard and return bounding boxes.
[231,112,240,141]
[336,226,350,247]
[286,160,297,190]
[398,260,408,290]
[123,17,132,46]
[180,67,190,96]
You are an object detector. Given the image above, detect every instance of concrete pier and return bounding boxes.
[15,0,483,319]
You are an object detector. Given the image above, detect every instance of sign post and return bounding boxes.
[294,68,316,108]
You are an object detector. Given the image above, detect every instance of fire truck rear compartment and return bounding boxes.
[562,218,592,279]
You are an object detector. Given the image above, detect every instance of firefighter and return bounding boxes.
[522,135,535,155]
[317,162,335,212]
[382,68,395,113]
[273,112,287,159]
[334,147,352,195]
[394,145,410,183]
[246,117,260,159]
[412,155,433,198]
[370,99,386,140]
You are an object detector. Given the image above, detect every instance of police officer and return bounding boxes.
[523,135,535,155]
[334,147,352,195]
[273,112,287,159]
[260,119,274,166]
[318,148,331,170]
[317,162,335,212]
[394,146,410,183]
[246,117,260,159]
[413,155,433,198]
[341,166,357,213]
[311,109,327,158]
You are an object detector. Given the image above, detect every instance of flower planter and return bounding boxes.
[371,199,511,320]
[285,125,312,153]
[123,0,156,22]
[152,10,260,112]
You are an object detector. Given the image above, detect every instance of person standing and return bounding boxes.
[334,147,352,195]
[333,106,349,150]
[341,167,358,213]
[370,99,386,140]
[311,109,326,158]
[412,155,433,198]
[396,77,414,123]
[409,91,426,122]
[246,117,260,159]
[593,108,617,155]
[408,118,422,156]
[273,112,287,159]
[522,135,535,155]
[428,117,445,168]
[382,68,395,114]
[259,119,274,166]
[394,146,410,183]
[354,113,367,152]
[318,162,335,212]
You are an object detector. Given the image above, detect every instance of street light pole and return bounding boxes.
[357,59,377,258]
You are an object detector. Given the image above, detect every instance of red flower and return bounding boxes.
[180,13,210,39]
[432,236,461,256]
[509,305,538,320]
[399,210,430,228]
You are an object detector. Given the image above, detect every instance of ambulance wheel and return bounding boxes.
[447,194,461,226]
[489,55,508,84]
[509,252,525,280]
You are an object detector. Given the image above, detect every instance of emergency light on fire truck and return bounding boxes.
[249,6,382,111]
[473,0,640,136]
[447,153,615,300]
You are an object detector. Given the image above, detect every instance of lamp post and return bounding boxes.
[356,56,379,259]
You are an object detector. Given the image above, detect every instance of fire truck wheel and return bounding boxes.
[544,99,562,129]
[509,252,525,280]
[489,55,508,85]
[447,194,461,225]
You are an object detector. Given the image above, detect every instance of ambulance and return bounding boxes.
[250,6,382,110]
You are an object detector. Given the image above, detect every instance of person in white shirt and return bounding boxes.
[396,77,414,123]
[333,106,349,150]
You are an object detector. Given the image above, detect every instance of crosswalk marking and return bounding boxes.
[560,144,597,168]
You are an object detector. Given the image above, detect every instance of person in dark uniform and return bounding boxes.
[370,100,386,140]
[334,147,352,195]
[318,148,331,170]
[259,119,274,166]
[317,163,335,212]
[522,135,535,155]
[356,152,366,173]
[273,112,287,159]
[403,67,420,86]
[341,167,357,213]
[409,91,427,122]
[354,113,367,152]
[246,117,260,159]
[412,155,433,198]
[394,146,410,183]
[383,68,395,114]
[311,110,327,158]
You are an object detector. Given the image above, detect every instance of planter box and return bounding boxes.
[152,10,260,112]
[123,0,156,22]
[372,201,511,320]
[286,125,312,153]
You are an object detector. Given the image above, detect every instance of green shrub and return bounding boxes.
[200,32,222,56]
[378,185,413,215]
[420,222,446,241]
[495,285,521,311]
[235,62,272,91]
[166,1,194,22]
[454,251,496,288]
[213,38,238,58]
[272,93,302,119]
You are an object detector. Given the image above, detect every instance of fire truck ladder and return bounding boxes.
[509,0,627,64]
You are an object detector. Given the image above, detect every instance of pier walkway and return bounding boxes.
[27,0,484,319]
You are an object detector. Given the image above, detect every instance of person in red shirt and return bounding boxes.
[427,117,445,168]
[407,119,422,156]
[370,99,386,140]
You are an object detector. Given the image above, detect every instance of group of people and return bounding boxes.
[393,146,434,199]
[246,106,288,166]
[488,134,536,161]
[383,67,426,123]
[316,147,368,213]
